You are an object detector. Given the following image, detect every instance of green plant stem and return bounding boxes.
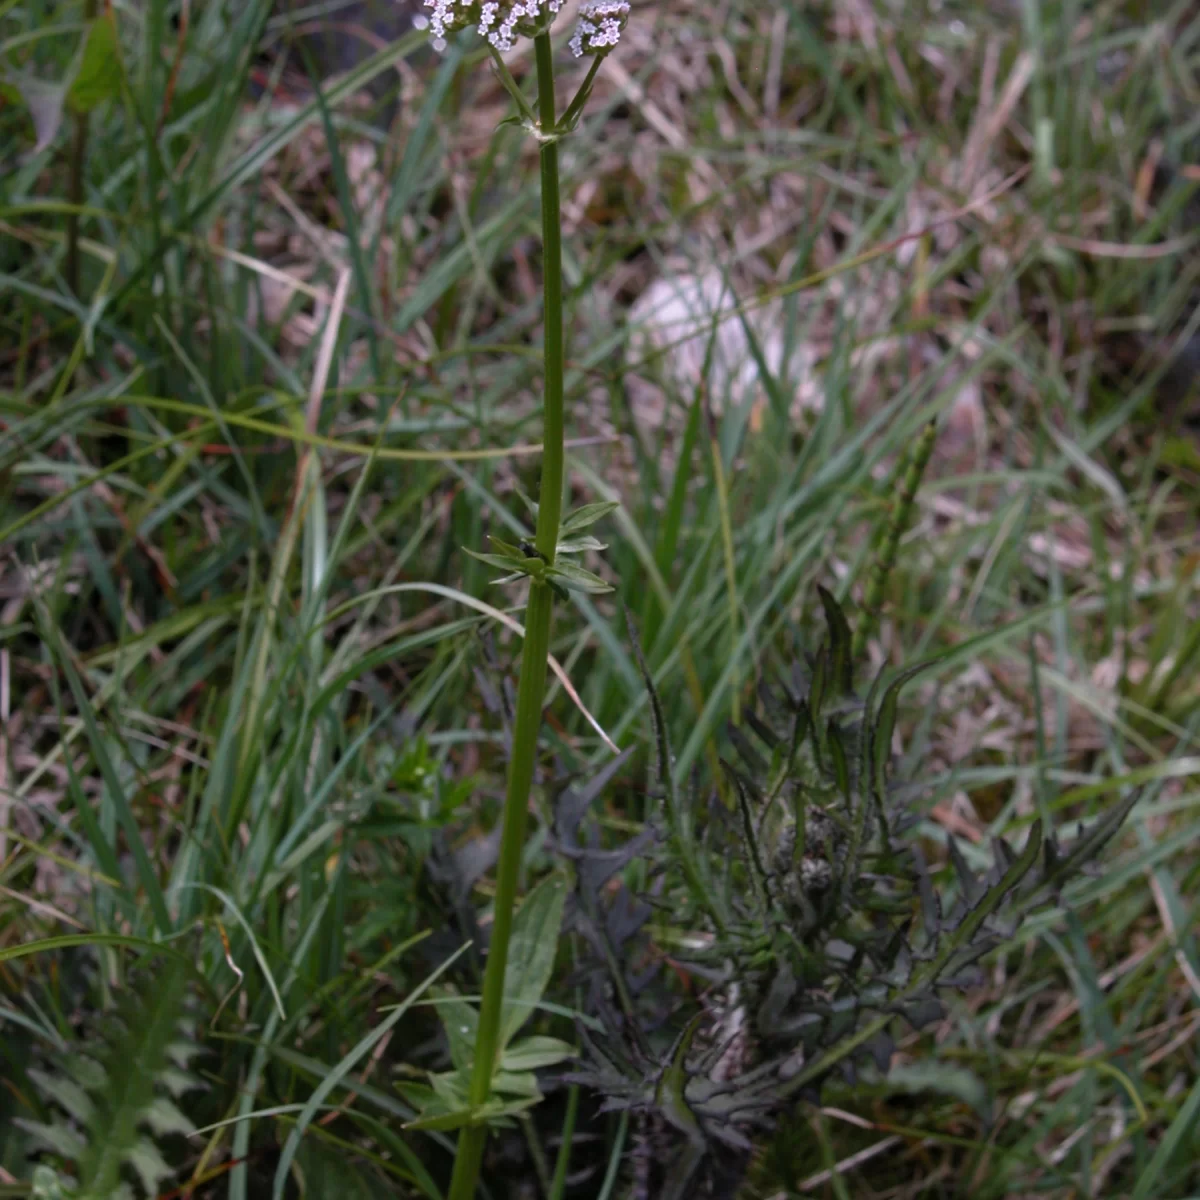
[448,32,565,1200]
[532,34,566,559]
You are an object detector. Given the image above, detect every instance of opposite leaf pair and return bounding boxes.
[466,499,618,599]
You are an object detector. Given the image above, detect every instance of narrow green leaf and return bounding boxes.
[559,500,620,535]
[514,486,539,521]
[177,884,285,1020]
[0,933,189,966]
[545,562,613,594]
[42,622,172,935]
[486,535,528,561]
[555,535,607,554]
[1130,1072,1200,1200]
[464,548,535,575]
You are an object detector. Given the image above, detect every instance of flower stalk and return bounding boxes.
[420,4,629,1189]
[446,31,566,1200]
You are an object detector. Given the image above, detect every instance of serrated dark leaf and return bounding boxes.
[827,719,850,801]
[744,707,780,752]
[722,761,773,913]
[727,722,767,777]
[809,645,827,725]
[1037,789,1140,894]
[580,827,657,895]
[556,747,635,847]
[625,607,679,831]
[947,837,984,907]
[911,844,941,939]
[900,994,945,1030]
[864,1031,895,1073]
[605,886,653,951]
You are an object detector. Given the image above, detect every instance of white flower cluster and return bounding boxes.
[568,0,630,57]
[425,0,560,52]
[423,0,628,57]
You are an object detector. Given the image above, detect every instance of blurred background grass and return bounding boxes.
[1,0,1199,1196]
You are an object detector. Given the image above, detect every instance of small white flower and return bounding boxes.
[569,0,630,57]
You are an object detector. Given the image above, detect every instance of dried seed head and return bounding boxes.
[568,0,631,57]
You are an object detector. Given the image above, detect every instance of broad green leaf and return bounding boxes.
[429,1069,471,1111]
[490,1069,541,1098]
[439,992,479,1074]
[500,1036,576,1072]
[559,500,619,534]
[500,874,568,1048]
[67,13,123,113]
